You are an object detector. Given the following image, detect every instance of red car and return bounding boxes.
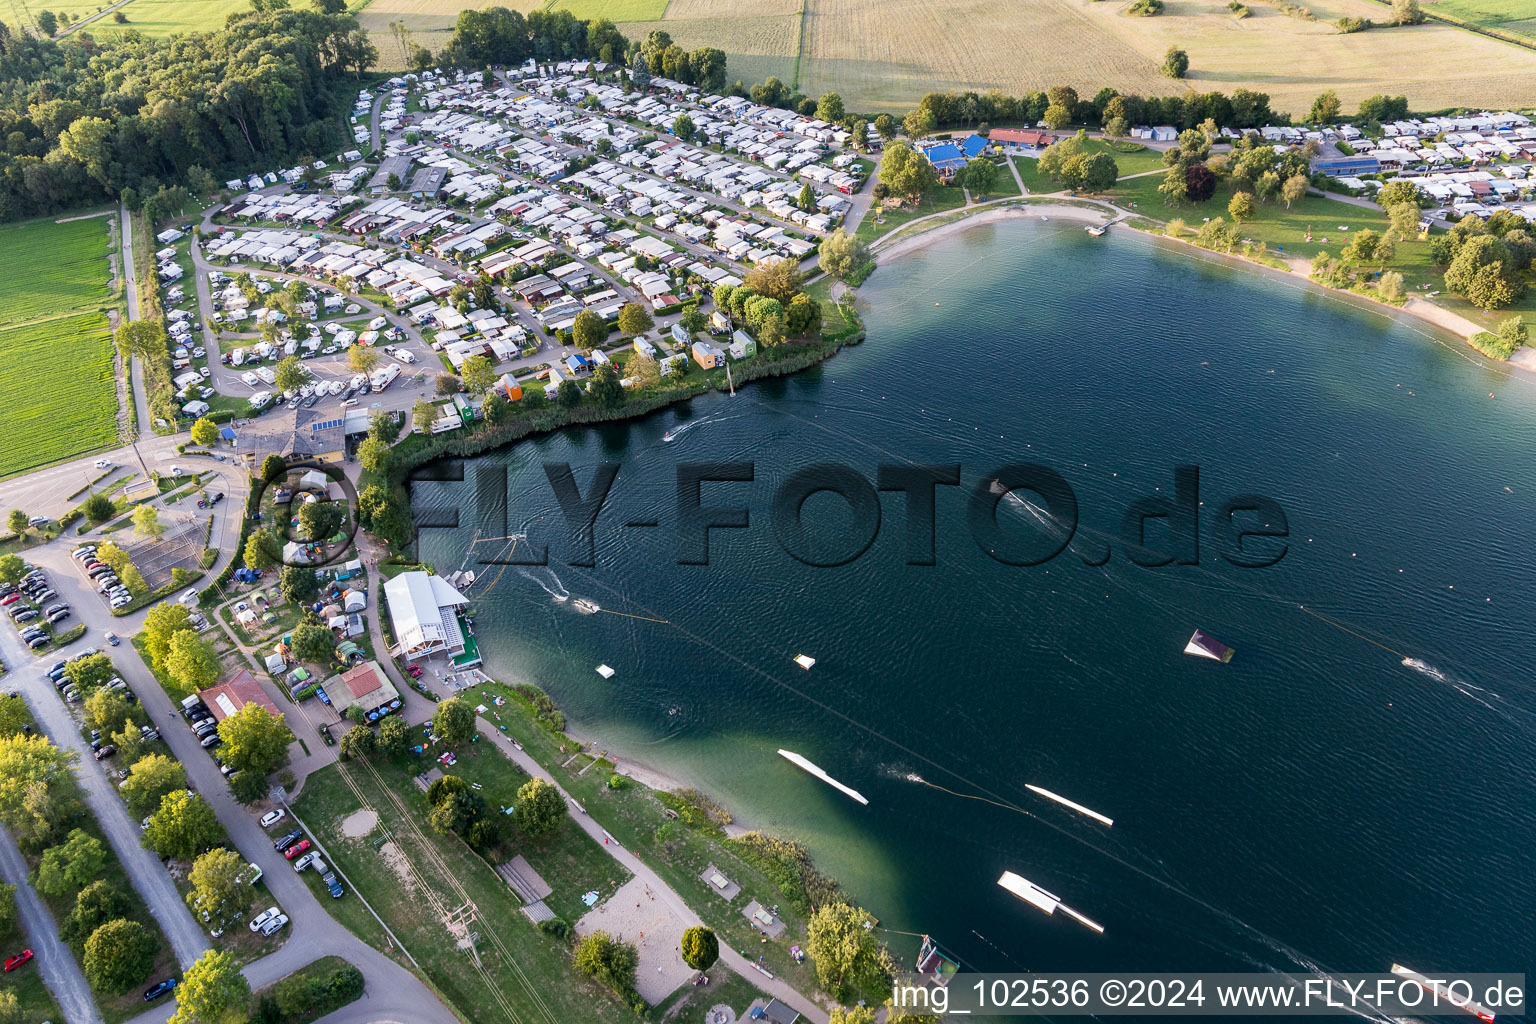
[4,950,33,972]
[407,665,422,679]
[283,839,311,861]
[0,594,19,606]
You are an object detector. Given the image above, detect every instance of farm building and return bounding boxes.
[383,571,471,663]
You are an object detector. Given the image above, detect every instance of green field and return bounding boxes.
[0,312,119,477]
[1402,0,1536,43]
[0,216,114,327]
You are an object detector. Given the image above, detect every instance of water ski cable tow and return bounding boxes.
[778,749,869,805]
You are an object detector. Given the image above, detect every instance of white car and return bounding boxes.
[260,809,287,829]
[260,913,289,937]
[249,906,281,933]
[292,851,320,872]
[170,466,184,477]
[93,459,112,469]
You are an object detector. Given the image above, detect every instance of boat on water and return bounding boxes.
[915,936,959,987]
[573,598,600,614]
[446,569,476,590]
[1390,964,1495,1022]
[1086,224,1107,237]
[1184,629,1235,662]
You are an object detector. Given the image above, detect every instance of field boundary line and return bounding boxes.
[790,0,806,90]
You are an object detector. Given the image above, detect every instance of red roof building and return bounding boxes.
[201,669,280,721]
[990,129,1056,151]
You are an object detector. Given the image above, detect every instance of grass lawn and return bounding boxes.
[291,749,638,1024]
[0,914,63,1024]
[0,215,115,328]
[1095,139,1169,177]
[655,969,773,1023]
[0,312,119,478]
[855,183,968,245]
[1416,0,1536,42]
[1012,156,1058,194]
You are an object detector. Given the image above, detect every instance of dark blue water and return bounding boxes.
[412,219,1536,984]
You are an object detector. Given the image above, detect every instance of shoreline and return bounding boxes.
[862,195,1536,374]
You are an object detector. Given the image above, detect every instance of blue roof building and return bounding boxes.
[960,134,988,158]
[922,142,968,175]
[564,353,592,376]
[1312,155,1381,176]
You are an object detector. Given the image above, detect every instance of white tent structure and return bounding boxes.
[383,571,469,661]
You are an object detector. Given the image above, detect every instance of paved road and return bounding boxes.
[0,823,100,1024]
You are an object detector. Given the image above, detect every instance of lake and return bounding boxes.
[411,217,1535,982]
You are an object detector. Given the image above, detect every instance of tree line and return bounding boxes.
[0,5,375,220]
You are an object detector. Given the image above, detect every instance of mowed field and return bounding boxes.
[1420,0,1536,43]
[0,313,118,476]
[620,0,802,89]
[0,215,120,476]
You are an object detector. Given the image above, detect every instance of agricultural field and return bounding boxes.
[0,313,119,477]
[361,0,537,65]
[0,215,114,328]
[1411,0,1536,43]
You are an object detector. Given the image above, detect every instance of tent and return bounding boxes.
[343,590,367,613]
[299,469,330,493]
[282,541,311,564]
[264,651,286,674]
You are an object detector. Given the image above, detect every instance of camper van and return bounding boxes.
[249,391,272,410]
[256,366,277,386]
[370,363,402,392]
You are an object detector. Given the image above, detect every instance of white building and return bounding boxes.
[383,571,470,662]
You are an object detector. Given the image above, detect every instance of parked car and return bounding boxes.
[248,907,281,933]
[200,734,221,749]
[260,809,287,829]
[283,840,311,861]
[143,978,177,1001]
[273,829,303,852]
[93,745,117,761]
[105,631,119,645]
[3,950,32,972]
[322,871,344,898]
[259,913,289,937]
[292,851,320,872]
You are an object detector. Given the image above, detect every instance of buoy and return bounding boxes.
[794,654,816,670]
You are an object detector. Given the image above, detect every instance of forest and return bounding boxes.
[0,7,375,220]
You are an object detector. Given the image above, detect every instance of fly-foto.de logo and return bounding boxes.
[413,461,1291,570]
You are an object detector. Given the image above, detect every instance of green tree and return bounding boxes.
[142,603,193,670]
[572,931,638,995]
[831,1009,878,1024]
[1228,190,1256,221]
[167,630,221,692]
[816,92,845,122]
[144,790,223,861]
[902,107,935,140]
[190,417,220,446]
[1389,0,1422,23]
[514,777,565,836]
[338,723,376,760]
[672,113,695,142]
[1042,103,1071,130]
[434,696,476,747]
[83,918,157,994]
[82,493,115,522]
[874,114,896,140]
[806,902,887,1001]
[171,949,251,1024]
[556,378,582,409]
[1444,235,1524,308]
[355,436,390,474]
[631,355,660,390]
[589,365,624,408]
[0,554,24,585]
[412,399,437,433]
[435,373,463,397]
[571,309,606,353]
[1497,315,1529,350]
[83,689,132,737]
[0,695,27,737]
[460,354,497,394]
[1308,89,1342,124]
[4,510,25,536]
[63,653,115,695]
[818,228,870,282]
[425,775,468,807]
[680,925,718,970]
[36,9,57,34]
[288,620,335,664]
[279,565,320,604]
[1376,270,1405,302]
[259,454,287,483]
[32,828,106,897]
[378,716,411,756]
[123,753,186,818]
[1377,180,1421,210]
[1161,46,1189,78]
[297,502,343,543]
[616,301,653,336]
[273,355,308,393]
[1281,173,1309,209]
[60,881,129,951]
[186,848,257,925]
[132,504,164,539]
[960,158,998,197]
[347,344,382,377]
[877,140,938,204]
[217,704,292,775]
[797,181,816,211]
